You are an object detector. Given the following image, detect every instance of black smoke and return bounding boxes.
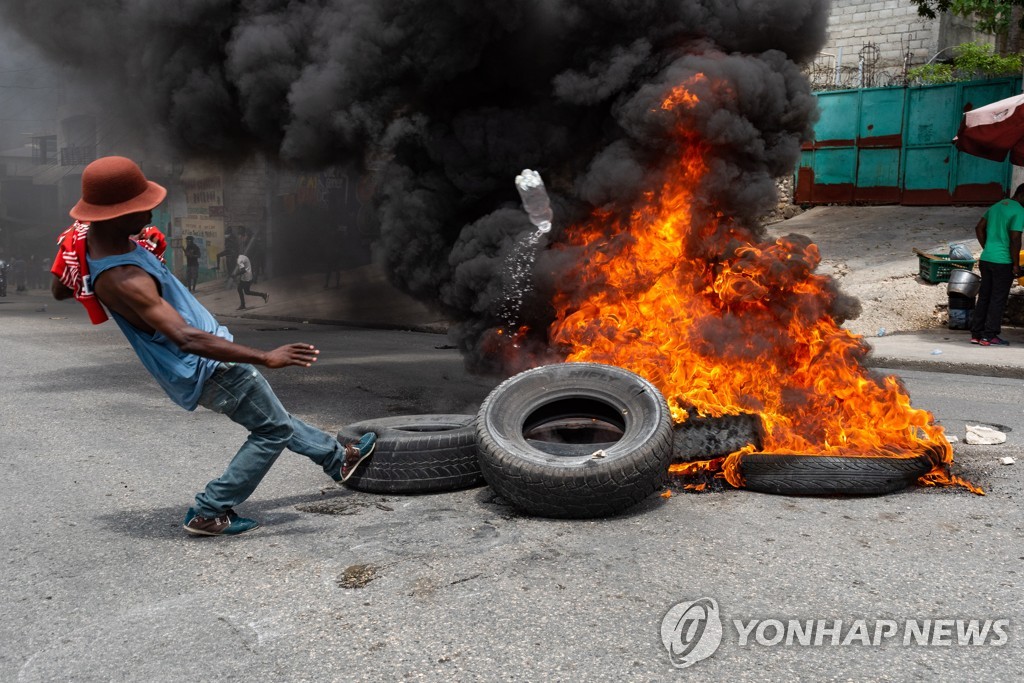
[2,0,833,374]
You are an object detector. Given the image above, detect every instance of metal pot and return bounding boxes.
[947,268,981,298]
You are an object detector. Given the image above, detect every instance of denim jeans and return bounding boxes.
[193,363,345,517]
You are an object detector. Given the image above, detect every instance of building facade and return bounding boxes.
[807,1,989,90]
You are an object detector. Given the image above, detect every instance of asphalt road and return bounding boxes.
[1,291,1022,681]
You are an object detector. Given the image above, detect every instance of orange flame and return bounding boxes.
[549,80,981,495]
[660,73,715,112]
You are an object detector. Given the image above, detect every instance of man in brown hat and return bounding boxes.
[50,156,376,536]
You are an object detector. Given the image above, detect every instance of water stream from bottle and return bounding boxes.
[499,169,554,328]
[499,227,546,328]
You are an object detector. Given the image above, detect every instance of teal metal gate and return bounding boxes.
[796,77,1022,206]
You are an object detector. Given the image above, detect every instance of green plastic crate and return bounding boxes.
[917,253,976,284]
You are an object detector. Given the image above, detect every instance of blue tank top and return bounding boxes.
[88,245,232,410]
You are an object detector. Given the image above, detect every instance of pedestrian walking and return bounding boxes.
[970,185,1024,347]
[28,255,40,289]
[13,256,26,292]
[323,224,347,289]
[50,156,376,536]
[233,252,268,310]
[183,235,201,292]
[38,254,49,290]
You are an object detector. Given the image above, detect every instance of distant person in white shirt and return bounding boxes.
[233,253,268,310]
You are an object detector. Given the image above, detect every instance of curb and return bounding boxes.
[866,355,1024,380]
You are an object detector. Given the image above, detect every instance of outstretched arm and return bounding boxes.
[95,266,318,369]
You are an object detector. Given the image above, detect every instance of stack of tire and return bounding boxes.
[338,362,675,518]
[338,363,934,517]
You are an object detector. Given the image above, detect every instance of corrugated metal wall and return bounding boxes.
[796,77,1023,206]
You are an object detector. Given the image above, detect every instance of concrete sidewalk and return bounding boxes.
[864,327,1024,378]
[189,205,1024,379]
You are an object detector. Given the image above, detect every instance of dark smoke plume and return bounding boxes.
[2,0,832,374]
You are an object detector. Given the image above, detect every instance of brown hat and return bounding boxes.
[70,156,167,221]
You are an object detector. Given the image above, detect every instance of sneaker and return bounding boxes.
[338,432,377,483]
[183,508,260,536]
[970,337,981,345]
[236,305,247,311]
[979,336,1010,346]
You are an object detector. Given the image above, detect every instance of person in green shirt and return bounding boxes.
[970,185,1024,346]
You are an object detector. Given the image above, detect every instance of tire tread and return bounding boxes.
[338,415,484,494]
[739,453,933,496]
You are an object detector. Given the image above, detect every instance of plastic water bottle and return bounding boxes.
[515,169,552,233]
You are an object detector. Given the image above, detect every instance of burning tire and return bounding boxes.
[476,362,674,518]
[337,414,484,494]
[673,413,763,462]
[737,453,934,496]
